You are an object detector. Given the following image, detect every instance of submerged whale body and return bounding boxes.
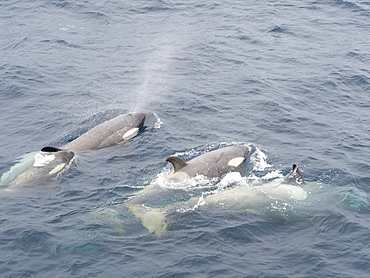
[93,144,250,234]
[127,164,307,237]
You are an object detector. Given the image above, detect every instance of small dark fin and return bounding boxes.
[166,156,188,172]
[41,146,64,152]
[286,164,304,185]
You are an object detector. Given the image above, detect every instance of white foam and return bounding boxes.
[218,172,246,188]
[166,175,215,191]
[261,170,284,180]
[250,147,272,171]
[150,167,216,191]
[153,113,163,129]
[33,153,56,167]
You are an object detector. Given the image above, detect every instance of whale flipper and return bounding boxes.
[166,157,188,172]
[286,164,304,185]
[41,146,64,152]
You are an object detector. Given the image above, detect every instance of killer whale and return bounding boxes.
[165,145,249,182]
[42,112,151,153]
[126,145,249,203]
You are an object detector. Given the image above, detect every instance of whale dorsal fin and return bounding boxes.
[41,146,64,152]
[166,156,188,172]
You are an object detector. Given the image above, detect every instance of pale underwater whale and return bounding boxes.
[93,144,250,233]
[0,149,75,189]
[127,164,309,237]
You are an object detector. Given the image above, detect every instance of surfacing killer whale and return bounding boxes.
[126,145,250,202]
[42,112,151,152]
[165,145,249,183]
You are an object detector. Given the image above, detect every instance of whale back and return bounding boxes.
[63,112,147,152]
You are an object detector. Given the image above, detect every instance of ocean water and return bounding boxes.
[1,0,370,277]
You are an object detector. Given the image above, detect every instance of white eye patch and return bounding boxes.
[33,153,56,167]
[122,128,139,140]
[49,163,66,175]
[227,157,245,167]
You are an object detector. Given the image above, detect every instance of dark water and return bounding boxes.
[1,0,370,277]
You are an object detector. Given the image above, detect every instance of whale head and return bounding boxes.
[285,164,304,185]
[47,149,75,175]
[39,147,75,175]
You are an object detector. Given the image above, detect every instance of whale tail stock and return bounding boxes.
[125,203,168,238]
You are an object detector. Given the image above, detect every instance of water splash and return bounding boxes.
[250,146,272,171]
[261,170,284,180]
[151,169,216,191]
[152,112,163,129]
[33,153,55,167]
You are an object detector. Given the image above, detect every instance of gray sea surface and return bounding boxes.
[1,0,370,277]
